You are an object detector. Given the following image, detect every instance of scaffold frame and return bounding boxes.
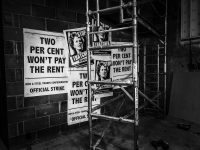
[86,0,167,149]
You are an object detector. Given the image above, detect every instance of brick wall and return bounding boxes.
[1,0,87,145]
[1,0,134,148]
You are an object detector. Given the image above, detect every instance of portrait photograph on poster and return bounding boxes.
[63,27,87,67]
[94,60,112,94]
[92,20,111,47]
[95,60,111,81]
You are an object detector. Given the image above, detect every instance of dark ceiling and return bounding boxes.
[89,0,166,41]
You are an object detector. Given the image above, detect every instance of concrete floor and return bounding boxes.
[0,138,7,150]
[10,115,200,150]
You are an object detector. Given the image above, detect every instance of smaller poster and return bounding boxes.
[92,21,111,47]
[63,28,87,67]
[111,44,133,85]
[93,50,113,94]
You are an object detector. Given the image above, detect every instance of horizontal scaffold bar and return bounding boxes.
[123,17,165,44]
[143,54,165,56]
[92,94,124,112]
[89,80,134,86]
[91,113,135,124]
[89,2,132,15]
[144,81,158,84]
[144,73,165,75]
[89,43,133,50]
[89,26,133,35]
[123,17,161,37]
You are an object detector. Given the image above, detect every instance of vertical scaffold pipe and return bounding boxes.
[96,0,100,26]
[132,0,139,149]
[120,0,124,23]
[86,0,92,149]
[157,44,160,107]
[143,45,146,107]
[164,0,167,115]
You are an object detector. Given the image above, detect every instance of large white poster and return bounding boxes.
[63,26,133,125]
[24,29,69,97]
[64,26,113,125]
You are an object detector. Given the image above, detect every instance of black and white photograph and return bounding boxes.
[1,0,200,150]
[95,60,111,81]
[64,28,87,67]
[94,60,112,94]
[93,23,110,43]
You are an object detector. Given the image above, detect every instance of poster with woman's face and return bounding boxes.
[92,20,111,47]
[95,60,111,81]
[95,60,112,93]
[63,28,87,67]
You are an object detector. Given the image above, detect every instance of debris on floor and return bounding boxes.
[9,116,200,150]
[177,123,191,131]
[151,139,169,150]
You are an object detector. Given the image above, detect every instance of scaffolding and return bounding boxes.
[86,0,167,149]
[139,0,167,114]
[140,43,166,114]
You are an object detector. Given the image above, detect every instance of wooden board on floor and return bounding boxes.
[169,72,200,124]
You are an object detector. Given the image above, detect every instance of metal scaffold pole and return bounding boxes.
[86,0,140,149]
[132,0,139,149]
[164,0,168,115]
[86,0,92,149]
[85,0,168,148]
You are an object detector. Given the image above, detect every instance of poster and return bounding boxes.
[65,24,112,125]
[64,27,134,125]
[111,43,133,84]
[63,28,87,67]
[93,50,113,93]
[67,41,133,125]
[24,29,68,97]
[67,69,101,125]
[92,21,111,47]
